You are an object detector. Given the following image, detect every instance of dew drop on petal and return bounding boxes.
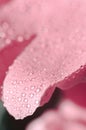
[36,88,41,93]
[6,90,9,94]
[5,38,11,44]
[29,110,32,114]
[17,36,24,42]
[22,93,26,97]
[0,31,6,38]
[24,98,28,102]
[30,93,34,98]
[22,104,25,108]
[6,96,8,100]
[27,104,30,108]
[31,86,35,90]
[19,80,23,85]
[10,90,13,94]
[43,68,47,71]
[18,97,21,102]
[25,87,28,90]
[35,100,39,105]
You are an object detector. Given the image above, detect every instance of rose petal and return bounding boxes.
[64,83,86,107]
[26,110,62,130]
[0,36,35,98]
[26,100,86,130]
[2,0,86,119]
[0,0,10,5]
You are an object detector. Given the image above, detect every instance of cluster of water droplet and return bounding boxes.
[0,22,12,46]
[3,77,43,119]
[0,21,26,50]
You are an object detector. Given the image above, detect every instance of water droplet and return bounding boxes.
[5,38,11,44]
[60,72,64,78]
[35,100,39,104]
[29,72,32,76]
[5,39,11,44]
[25,87,28,90]
[19,80,23,84]
[29,72,34,76]
[6,96,8,100]
[33,57,37,62]
[31,86,35,90]
[42,84,45,87]
[24,98,28,102]
[43,68,47,71]
[36,88,41,93]
[10,90,13,94]
[64,76,68,80]
[6,90,9,94]
[22,104,25,107]
[18,97,21,101]
[12,98,14,102]
[80,65,84,70]
[27,104,30,108]
[16,107,19,111]
[11,80,17,85]
[29,110,32,114]
[22,93,26,97]
[29,93,34,97]
[17,36,24,42]
[0,31,6,38]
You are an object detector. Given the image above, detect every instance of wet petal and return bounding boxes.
[0,32,35,99]
[2,0,86,119]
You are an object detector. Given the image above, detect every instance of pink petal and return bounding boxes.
[0,1,36,98]
[26,100,86,130]
[0,34,35,98]
[0,0,10,6]
[26,110,62,130]
[2,0,86,119]
[64,83,86,107]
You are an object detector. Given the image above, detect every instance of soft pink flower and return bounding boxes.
[0,1,86,130]
[26,83,86,130]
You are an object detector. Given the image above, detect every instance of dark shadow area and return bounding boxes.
[0,88,63,130]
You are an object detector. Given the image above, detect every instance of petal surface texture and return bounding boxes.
[2,0,86,119]
[26,100,86,130]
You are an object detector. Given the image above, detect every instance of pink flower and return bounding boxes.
[0,0,86,129]
[25,83,86,130]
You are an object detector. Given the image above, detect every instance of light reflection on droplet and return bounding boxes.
[17,36,24,42]
[35,100,39,104]
[36,88,41,93]
[5,38,11,44]
[30,93,34,98]
[27,104,30,108]
[31,86,35,90]
[43,68,47,71]
[24,98,28,102]
[6,90,9,94]
[18,97,21,101]
[25,87,28,90]
[22,93,26,97]
[0,31,6,38]
[10,90,13,94]
[6,96,8,100]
